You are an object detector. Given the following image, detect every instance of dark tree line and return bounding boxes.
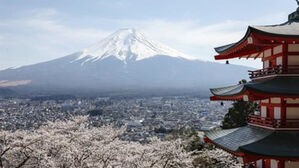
[222,100,259,129]
[221,79,259,129]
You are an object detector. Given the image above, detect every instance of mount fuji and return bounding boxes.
[76,28,194,64]
[0,28,251,96]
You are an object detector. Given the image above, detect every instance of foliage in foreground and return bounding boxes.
[0,116,241,168]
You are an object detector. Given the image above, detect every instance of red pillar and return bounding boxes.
[278,160,285,168]
[282,44,288,68]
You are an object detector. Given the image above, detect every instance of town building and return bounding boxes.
[205,5,299,168]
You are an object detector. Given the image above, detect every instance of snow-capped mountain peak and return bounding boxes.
[75,28,193,64]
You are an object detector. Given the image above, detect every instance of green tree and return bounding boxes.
[221,79,258,129]
[222,100,258,129]
[239,79,247,84]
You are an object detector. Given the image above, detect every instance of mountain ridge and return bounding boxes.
[0,28,252,95]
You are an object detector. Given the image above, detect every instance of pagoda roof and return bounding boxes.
[215,21,299,54]
[214,17,299,60]
[210,84,244,97]
[205,126,272,153]
[210,76,299,100]
[205,126,299,158]
[252,21,299,37]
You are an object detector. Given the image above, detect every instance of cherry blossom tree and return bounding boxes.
[0,116,193,168]
[193,148,242,168]
[0,116,242,168]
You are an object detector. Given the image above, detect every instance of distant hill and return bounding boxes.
[0,88,16,96]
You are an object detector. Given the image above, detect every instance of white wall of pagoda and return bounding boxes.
[286,107,299,119]
[285,161,299,168]
[288,44,299,66]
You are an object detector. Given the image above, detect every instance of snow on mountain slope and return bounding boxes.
[74,28,194,64]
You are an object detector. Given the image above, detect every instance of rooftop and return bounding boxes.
[214,9,299,60]
[205,126,299,158]
[210,76,299,100]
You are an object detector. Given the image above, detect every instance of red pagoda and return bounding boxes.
[204,5,299,168]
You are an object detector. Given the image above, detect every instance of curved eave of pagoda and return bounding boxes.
[205,126,299,162]
[210,90,270,101]
[210,77,299,101]
[204,136,265,164]
[215,27,251,57]
[204,137,246,158]
[214,21,299,60]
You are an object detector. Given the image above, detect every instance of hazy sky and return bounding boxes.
[0,0,297,70]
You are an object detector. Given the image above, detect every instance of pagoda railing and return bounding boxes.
[248,115,299,128]
[248,65,299,79]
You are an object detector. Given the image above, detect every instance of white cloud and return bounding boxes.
[0,8,288,69]
[135,12,286,49]
[0,9,111,69]
[139,20,246,48]
[29,8,59,18]
[118,12,287,68]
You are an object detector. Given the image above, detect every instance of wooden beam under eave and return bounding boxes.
[254,52,262,59]
[210,95,244,101]
[215,43,275,60]
[247,52,259,59]
[255,52,264,60]
[215,49,262,60]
